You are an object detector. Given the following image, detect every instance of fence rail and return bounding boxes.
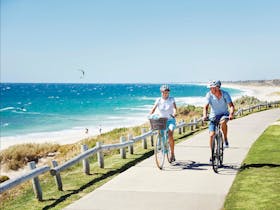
[1,100,279,200]
[0,162,50,201]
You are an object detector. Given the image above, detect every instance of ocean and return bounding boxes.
[0,83,242,148]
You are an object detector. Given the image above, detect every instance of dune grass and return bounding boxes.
[223,123,280,210]
[0,143,60,171]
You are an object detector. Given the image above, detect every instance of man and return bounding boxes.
[203,80,235,161]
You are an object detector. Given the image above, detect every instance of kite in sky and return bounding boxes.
[77,69,85,79]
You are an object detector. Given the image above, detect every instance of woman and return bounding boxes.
[150,84,177,162]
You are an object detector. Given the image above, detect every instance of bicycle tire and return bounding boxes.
[166,138,172,163]
[211,135,219,173]
[218,131,224,165]
[155,133,165,169]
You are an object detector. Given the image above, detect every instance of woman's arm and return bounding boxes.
[150,104,157,115]
[172,102,177,117]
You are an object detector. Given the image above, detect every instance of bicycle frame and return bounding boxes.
[154,128,172,170]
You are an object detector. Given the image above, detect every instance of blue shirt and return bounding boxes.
[205,90,232,118]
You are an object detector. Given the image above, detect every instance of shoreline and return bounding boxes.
[1,82,279,152]
[0,117,148,151]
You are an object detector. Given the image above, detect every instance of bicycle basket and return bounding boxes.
[149,118,168,130]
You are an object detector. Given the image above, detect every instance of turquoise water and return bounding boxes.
[0,83,241,139]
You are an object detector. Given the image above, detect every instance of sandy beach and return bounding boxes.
[223,82,280,102]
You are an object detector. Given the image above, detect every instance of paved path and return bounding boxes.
[64,109,280,210]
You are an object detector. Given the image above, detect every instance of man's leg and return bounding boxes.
[209,131,215,149]
[220,120,229,147]
[209,121,216,162]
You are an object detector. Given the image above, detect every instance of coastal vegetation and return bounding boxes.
[233,95,261,111]
[0,143,60,171]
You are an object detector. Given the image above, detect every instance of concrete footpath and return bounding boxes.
[64,109,280,210]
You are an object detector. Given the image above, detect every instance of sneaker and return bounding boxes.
[209,157,212,163]
[170,155,176,162]
[224,139,229,148]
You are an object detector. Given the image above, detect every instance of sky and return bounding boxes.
[1,0,280,83]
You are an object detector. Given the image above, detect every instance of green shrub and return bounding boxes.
[0,175,10,183]
[234,95,261,110]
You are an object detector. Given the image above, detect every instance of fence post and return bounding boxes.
[240,109,243,116]
[96,142,104,168]
[51,160,63,191]
[141,128,147,149]
[128,134,134,154]
[182,120,186,133]
[194,118,197,129]
[178,120,182,135]
[120,136,126,159]
[28,161,43,201]
[150,134,154,147]
[81,144,90,175]
[190,119,193,131]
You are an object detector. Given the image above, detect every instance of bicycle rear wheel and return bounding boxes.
[155,133,165,169]
[211,135,219,173]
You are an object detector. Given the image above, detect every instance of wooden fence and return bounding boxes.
[1,100,279,200]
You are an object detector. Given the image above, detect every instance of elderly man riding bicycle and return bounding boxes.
[203,80,235,162]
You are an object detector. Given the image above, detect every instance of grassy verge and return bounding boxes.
[223,123,280,210]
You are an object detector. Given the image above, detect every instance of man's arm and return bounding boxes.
[203,104,209,120]
[228,102,235,120]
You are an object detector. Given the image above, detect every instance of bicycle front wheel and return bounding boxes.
[218,131,224,165]
[166,138,172,163]
[211,135,219,173]
[155,133,165,169]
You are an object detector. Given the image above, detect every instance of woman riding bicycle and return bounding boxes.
[150,84,177,162]
[203,80,235,162]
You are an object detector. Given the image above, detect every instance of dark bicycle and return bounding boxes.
[208,116,228,173]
